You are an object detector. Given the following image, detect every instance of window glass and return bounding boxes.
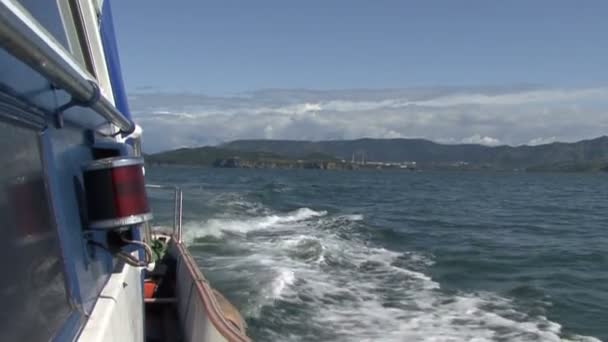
[16,0,96,76]
[0,119,71,341]
[17,0,71,49]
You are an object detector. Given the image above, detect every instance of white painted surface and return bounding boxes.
[171,240,250,342]
[77,262,144,342]
[176,258,227,342]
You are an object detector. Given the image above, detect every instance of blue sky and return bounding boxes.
[113,0,608,94]
[112,1,608,151]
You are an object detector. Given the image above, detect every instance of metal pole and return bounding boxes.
[173,188,179,237]
[0,0,134,133]
[177,189,183,243]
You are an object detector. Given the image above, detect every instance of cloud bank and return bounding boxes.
[128,86,608,152]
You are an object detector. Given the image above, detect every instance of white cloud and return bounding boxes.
[383,130,406,139]
[129,86,608,152]
[527,136,557,146]
[415,88,608,107]
[264,125,274,139]
[461,134,501,146]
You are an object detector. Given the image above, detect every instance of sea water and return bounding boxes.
[147,166,607,342]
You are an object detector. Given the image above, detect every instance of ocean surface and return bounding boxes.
[146,166,608,342]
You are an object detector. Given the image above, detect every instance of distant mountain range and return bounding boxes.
[147,136,608,172]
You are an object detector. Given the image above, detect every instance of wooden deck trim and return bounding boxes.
[173,237,251,342]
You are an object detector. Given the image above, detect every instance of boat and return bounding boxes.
[0,1,249,341]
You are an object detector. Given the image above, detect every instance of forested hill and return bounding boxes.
[147,136,608,171]
[220,136,608,170]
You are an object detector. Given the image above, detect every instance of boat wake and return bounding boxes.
[184,200,601,342]
[183,207,326,240]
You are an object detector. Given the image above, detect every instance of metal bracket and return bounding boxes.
[54,80,101,128]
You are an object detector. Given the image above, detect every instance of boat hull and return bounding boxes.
[169,237,249,342]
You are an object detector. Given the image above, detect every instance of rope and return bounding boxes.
[120,235,154,265]
[87,236,154,268]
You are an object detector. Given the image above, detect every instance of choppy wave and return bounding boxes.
[183,202,601,342]
[183,207,327,240]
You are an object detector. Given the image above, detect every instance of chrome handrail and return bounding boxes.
[0,0,135,134]
[146,184,183,243]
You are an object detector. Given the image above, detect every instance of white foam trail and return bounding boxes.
[184,203,601,342]
[280,207,327,222]
[281,234,320,247]
[341,214,364,221]
[182,207,327,242]
[270,268,295,299]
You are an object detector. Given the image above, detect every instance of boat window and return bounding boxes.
[15,1,71,49]
[0,119,71,341]
[15,0,97,77]
[58,0,97,76]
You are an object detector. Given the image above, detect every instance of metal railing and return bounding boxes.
[0,0,135,134]
[146,184,183,243]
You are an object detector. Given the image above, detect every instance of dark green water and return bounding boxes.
[147,166,607,342]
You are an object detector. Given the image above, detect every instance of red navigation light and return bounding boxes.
[83,157,152,229]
